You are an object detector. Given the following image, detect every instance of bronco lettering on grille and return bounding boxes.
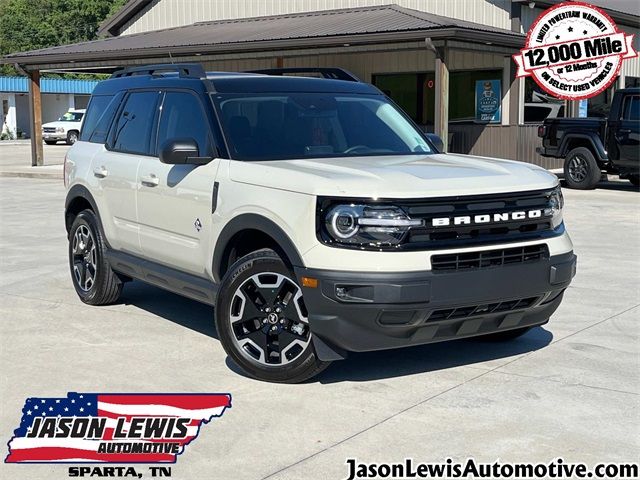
[431,209,543,227]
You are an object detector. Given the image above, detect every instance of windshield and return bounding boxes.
[58,112,84,122]
[213,93,434,161]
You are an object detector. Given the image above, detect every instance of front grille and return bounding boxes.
[43,127,57,133]
[428,296,540,322]
[398,188,558,249]
[431,244,549,272]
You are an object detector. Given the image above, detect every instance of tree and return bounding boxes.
[0,0,126,75]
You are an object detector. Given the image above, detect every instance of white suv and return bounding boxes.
[64,64,576,383]
[43,109,85,145]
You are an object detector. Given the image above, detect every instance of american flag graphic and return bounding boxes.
[5,392,231,463]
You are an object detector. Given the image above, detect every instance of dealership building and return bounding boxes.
[1,0,638,166]
[0,76,98,139]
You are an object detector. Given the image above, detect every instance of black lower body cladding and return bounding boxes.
[295,251,576,359]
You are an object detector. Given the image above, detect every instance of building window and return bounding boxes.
[449,69,502,122]
[587,84,615,118]
[373,70,504,128]
[373,73,435,128]
[523,77,565,123]
[625,76,640,88]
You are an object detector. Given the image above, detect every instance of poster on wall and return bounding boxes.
[475,79,501,123]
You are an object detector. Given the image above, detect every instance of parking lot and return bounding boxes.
[0,175,638,480]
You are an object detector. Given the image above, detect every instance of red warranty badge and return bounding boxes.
[513,1,637,100]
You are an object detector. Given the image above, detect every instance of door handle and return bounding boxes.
[618,129,631,134]
[140,174,159,187]
[93,166,108,178]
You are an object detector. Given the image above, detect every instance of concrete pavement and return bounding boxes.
[0,142,68,178]
[0,178,638,480]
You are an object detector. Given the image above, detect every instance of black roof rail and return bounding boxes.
[247,67,361,82]
[111,63,206,79]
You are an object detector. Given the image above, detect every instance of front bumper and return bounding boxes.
[43,133,66,141]
[295,251,576,359]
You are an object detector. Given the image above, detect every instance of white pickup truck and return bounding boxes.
[42,109,85,145]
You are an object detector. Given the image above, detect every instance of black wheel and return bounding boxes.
[628,175,640,187]
[563,147,601,189]
[66,130,79,145]
[68,209,122,305]
[44,140,57,145]
[215,249,330,383]
[479,327,532,341]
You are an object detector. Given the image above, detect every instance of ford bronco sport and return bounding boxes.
[64,64,576,383]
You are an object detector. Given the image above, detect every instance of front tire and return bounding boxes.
[66,130,79,145]
[215,249,330,383]
[68,210,122,305]
[563,147,601,189]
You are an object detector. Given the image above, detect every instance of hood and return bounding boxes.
[42,121,80,129]
[229,153,558,198]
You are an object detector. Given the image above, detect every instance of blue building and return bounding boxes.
[0,76,98,138]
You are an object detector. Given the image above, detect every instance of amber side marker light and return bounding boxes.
[301,277,318,288]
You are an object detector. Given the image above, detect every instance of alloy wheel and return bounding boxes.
[68,132,78,144]
[72,225,97,292]
[568,155,588,183]
[229,272,311,366]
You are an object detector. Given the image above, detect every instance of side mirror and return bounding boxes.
[426,133,444,153]
[159,138,211,165]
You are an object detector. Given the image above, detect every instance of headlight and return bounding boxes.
[324,204,423,247]
[56,127,65,133]
[545,186,564,229]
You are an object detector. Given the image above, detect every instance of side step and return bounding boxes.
[106,250,218,306]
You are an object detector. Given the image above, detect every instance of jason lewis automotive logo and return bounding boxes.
[5,393,231,463]
[513,1,637,100]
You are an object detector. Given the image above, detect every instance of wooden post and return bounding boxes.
[434,46,449,152]
[28,70,44,167]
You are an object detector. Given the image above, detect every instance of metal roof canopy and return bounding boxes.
[0,4,526,168]
[1,5,524,71]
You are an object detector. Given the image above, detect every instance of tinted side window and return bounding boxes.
[88,92,124,144]
[80,95,113,142]
[157,92,211,155]
[112,91,159,155]
[623,95,639,121]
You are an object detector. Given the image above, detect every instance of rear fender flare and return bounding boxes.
[560,134,607,162]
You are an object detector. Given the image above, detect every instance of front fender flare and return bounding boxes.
[212,214,305,283]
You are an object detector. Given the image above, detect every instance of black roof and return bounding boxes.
[208,74,379,94]
[92,70,381,96]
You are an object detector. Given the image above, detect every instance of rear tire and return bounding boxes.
[628,175,640,187]
[479,326,532,341]
[563,147,601,189]
[68,209,122,305]
[215,249,330,383]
